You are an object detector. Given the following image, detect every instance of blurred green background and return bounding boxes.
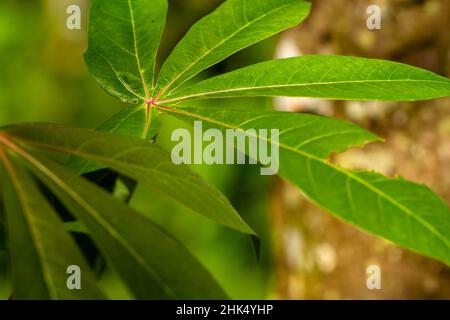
[0,0,276,300]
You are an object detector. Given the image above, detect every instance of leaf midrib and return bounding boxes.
[0,148,58,299]
[159,78,450,104]
[127,0,150,100]
[155,105,450,250]
[6,135,251,234]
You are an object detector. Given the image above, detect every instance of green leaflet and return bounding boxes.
[4,124,255,235]
[2,145,227,299]
[280,153,450,266]
[158,106,380,157]
[0,148,104,299]
[84,0,168,103]
[159,55,450,103]
[156,106,450,265]
[156,0,311,98]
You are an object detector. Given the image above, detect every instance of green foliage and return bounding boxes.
[0,150,104,299]
[84,0,167,103]
[0,0,449,300]
[155,0,311,97]
[32,155,227,299]
[161,55,450,103]
[160,107,450,264]
[0,130,227,299]
[6,124,254,235]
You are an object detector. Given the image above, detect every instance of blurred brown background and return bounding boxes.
[270,0,450,299]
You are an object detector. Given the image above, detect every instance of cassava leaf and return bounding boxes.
[85,0,168,103]
[3,124,255,235]
[156,0,311,98]
[158,55,450,103]
[0,147,104,299]
[156,106,450,265]
[2,145,227,299]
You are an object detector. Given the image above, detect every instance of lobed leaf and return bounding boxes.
[156,105,450,265]
[156,0,311,98]
[159,55,450,103]
[0,147,104,299]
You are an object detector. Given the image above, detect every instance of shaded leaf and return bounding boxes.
[10,147,227,299]
[0,147,104,299]
[4,124,255,235]
[64,221,87,234]
[156,0,311,98]
[159,55,450,103]
[0,225,5,250]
